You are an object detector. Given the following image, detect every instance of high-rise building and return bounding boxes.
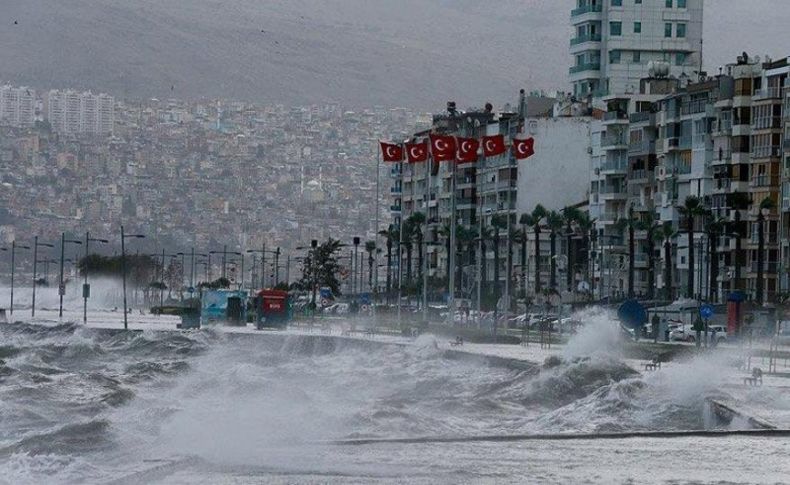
[45,89,115,135]
[570,0,703,98]
[0,85,36,127]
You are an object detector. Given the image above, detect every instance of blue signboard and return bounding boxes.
[700,304,714,320]
[618,299,647,329]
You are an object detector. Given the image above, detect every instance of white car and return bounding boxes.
[670,324,727,344]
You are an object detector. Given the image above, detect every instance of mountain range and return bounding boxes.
[1,0,788,109]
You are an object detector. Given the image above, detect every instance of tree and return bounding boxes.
[659,222,676,301]
[756,196,776,304]
[365,240,376,291]
[407,212,426,283]
[728,191,750,293]
[678,196,706,299]
[636,211,661,300]
[546,211,564,290]
[490,213,508,301]
[298,238,343,298]
[562,206,583,292]
[518,213,530,300]
[574,212,596,297]
[615,207,640,299]
[379,225,398,295]
[704,212,726,303]
[523,205,548,294]
[402,219,415,284]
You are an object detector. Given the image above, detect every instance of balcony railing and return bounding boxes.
[599,160,627,172]
[602,136,627,147]
[390,186,402,194]
[571,3,603,16]
[629,112,654,124]
[754,86,783,99]
[570,33,602,46]
[752,117,783,130]
[604,111,628,121]
[628,140,655,154]
[570,62,601,74]
[751,146,782,159]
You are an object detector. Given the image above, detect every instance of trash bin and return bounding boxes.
[226,296,243,326]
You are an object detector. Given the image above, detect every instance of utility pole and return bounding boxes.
[82,232,108,324]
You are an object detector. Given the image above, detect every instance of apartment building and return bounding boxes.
[0,85,36,127]
[45,90,115,136]
[570,0,703,98]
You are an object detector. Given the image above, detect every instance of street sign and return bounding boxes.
[700,304,714,320]
[82,283,90,298]
[188,286,195,294]
[58,283,66,296]
[618,299,647,329]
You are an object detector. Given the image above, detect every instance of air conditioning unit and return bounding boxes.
[587,146,593,154]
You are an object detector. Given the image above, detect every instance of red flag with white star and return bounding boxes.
[513,137,535,160]
[482,135,506,157]
[429,134,456,162]
[456,137,480,163]
[380,141,403,162]
[405,141,429,163]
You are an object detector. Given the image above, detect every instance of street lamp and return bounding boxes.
[32,237,55,318]
[1,241,30,315]
[82,232,109,324]
[120,226,145,330]
[247,246,280,289]
[58,233,83,318]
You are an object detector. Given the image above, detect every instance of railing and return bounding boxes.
[754,86,783,99]
[629,112,654,123]
[604,111,629,121]
[600,160,627,172]
[751,146,782,159]
[715,178,732,191]
[390,186,402,194]
[602,136,627,147]
[628,141,655,154]
[390,205,401,212]
[752,117,783,130]
[630,169,652,180]
[569,62,601,74]
[679,136,692,149]
[571,3,603,16]
[570,33,602,45]
[680,99,708,115]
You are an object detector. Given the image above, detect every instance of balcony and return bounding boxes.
[754,86,783,100]
[629,112,655,124]
[603,111,629,124]
[570,33,602,46]
[750,174,780,188]
[750,261,779,273]
[600,189,628,201]
[390,205,402,213]
[628,140,656,155]
[571,3,603,17]
[569,62,601,75]
[599,159,627,174]
[602,136,628,150]
[390,186,402,194]
[752,117,783,131]
[751,146,782,159]
[629,169,653,182]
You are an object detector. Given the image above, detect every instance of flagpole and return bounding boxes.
[448,154,457,327]
[397,160,404,331]
[422,152,430,324]
[477,146,484,329]
[504,131,513,341]
[374,141,381,318]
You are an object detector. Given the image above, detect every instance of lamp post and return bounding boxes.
[58,233,83,318]
[81,232,108,324]
[1,241,30,315]
[757,206,769,305]
[352,237,360,298]
[120,226,145,330]
[247,246,280,289]
[31,237,54,318]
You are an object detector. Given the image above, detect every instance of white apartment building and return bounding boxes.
[0,85,36,127]
[45,89,115,136]
[570,0,703,98]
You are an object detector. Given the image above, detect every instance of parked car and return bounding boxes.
[670,324,727,344]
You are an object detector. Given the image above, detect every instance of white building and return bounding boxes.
[45,89,115,135]
[570,0,703,98]
[0,85,36,127]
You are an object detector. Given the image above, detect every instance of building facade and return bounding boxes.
[570,0,703,98]
[0,85,36,127]
[45,90,115,136]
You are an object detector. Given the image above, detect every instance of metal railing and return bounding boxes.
[604,111,629,121]
[571,3,603,16]
[570,33,602,45]
[569,62,601,74]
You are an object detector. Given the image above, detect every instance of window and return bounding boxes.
[636,0,642,3]
[633,51,641,63]
[678,0,686,7]
[610,21,622,36]
[609,50,621,64]
[611,0,622,5]
[634,22,641,33]
[676,23,686,38]
[666,0,673,7]
[676,53,686,66]
[664,23,672,38]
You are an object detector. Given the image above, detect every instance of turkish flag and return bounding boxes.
[380,141,403,162]
[405,141,429,163]
[482,135,506,157]
[513,137,536,160]
[429,134,456,162]
[456,137,480,163]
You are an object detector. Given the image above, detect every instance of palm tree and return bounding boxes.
[659,222,676,301]
[402,219,414,284]
[704,213,725,303]
[439,223,452,281]
[479,225,492,302]
[615,206,640,299]
[756,196,776,304]
[729,191,750,292]
[518,213,530,299]
[546,211,565,290]
[636,211,660,300]
[562,206,583,292]
[678,196,706,299]
[378,225,398,296]
[523,205,548,294]
[364,240,376,291]
[490,213,509,301]
[574,212,596,297]
[407,212,426,282]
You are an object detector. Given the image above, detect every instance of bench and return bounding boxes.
[643,358,662,371]
[743,367,764,387]
[449,337,464,347]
